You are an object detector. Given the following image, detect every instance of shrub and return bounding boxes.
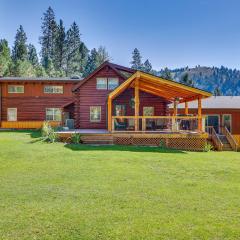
[203,142,213,152]
[159,139,166,149]
[41,121,59,143]
[71,133,82,144]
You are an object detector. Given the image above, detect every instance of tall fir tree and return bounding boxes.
[130,48,142,70]
[96,46,110,66]
[83,48,98,77]
[78,42,89,73]
[180,73,194,87]
[0,39,12,76]
[65,21,82,76]
[27,44,39,67]
[161,67,172,80]
[143,59,152,73]
[39,7,57,69]
[54,19,66,72]
[12,25,28,61]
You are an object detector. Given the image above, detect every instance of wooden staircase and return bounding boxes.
[81,134,114,145]
[218,135,233,151]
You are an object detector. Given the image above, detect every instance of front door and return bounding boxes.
[205,115,219,133]
[222,114,232,132]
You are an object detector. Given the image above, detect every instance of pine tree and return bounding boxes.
[143,59,152,73]
[0,39,11,76]
[65,22,81,76]
[213,86,222,96]
[96,46,110,66]
[161,67,172,80]
[83,48,98,77]
[27,44,39,66]
[131,48,142,70]
[79,42,89,73]
[39,7,57,68]
[54,19,66,71]
[10,60,36,77]
[43,57,56,77]
[12,25,28,61]
[180,73,194,87]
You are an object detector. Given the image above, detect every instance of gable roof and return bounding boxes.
[72,61,136,91]
[170,96,240,109]
[108,71,212,102]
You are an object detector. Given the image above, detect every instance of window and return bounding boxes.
[96,78,107,89]
[44,86,63,94]
[143,107,154,116]
[8,85,24,93]
[222,114,232,132]
[7,108,17,121]
[46,108,62,121]
[115,105,126,116]
[108,78,119,90]
[90,106,101,122]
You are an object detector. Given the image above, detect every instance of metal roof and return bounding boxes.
[0,77,82,82]
[171,96,240,109]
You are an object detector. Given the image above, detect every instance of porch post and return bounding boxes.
[108,97,112,131]
[198,97,202,131]
[134,78,140,131]
[184,102,188,115]
[172,100,177,131]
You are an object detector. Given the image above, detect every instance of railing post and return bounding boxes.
[142,118,146,131]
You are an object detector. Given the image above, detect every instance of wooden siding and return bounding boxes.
[175,108,240,135]
[0,82,76,123]
[1,121,60,129]
[74,65,169,129]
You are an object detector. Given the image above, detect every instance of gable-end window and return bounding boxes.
[90,106,101,122]
[108,78,119,90]
[143,107,154,116]
[46,108,62,121]
[8,85,24,93]
[7,108,17,121]
[96,78,107,89]
[44,86,63,94]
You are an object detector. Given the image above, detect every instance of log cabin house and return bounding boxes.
[0,62,239,151]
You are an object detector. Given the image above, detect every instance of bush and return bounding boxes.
[71,133,82,144]
[159,139,167,149]
[41,121,59,143]
[203,142,213,152]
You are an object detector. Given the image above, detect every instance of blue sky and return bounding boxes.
[1,0,240,69]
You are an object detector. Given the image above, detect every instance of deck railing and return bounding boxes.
[206,126,223,151]
[221,126,238,151]
[112,116,203,132]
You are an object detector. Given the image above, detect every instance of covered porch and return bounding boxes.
[107,71,212,133]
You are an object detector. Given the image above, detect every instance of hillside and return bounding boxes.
[158,66,240,95]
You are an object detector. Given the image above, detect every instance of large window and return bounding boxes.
[44,86,63,94]
[96,78,119,90]
[90,106,101,122]
[96,78,107,89]
[8,85,24,93]
[143,106,154,116]
[222,114,232,132]
[7,108,17,121]
[115,105,126,116]
[108,78,119,90]
[46,108,62,121]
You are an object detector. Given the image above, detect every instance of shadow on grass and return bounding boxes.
[64,144,187,154]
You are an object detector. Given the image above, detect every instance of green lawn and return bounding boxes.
[0,131,240,240]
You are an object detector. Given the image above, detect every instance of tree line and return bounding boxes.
[0,7,110,78]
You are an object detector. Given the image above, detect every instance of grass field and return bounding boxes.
[0,131,240,240]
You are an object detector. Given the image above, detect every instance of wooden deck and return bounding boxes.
[58,129,208,151]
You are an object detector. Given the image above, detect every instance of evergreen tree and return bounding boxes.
[10,60,36,77]
[131,48,142,70]
[43,57,56,77]
[180,73,194,87]
[143,59,152,73]
[39,7,57,68]
[96,46,110,66]
[12,25,28,61]
[213,86,222,96]
[27,44,39,66]
[83,48,98,77]
[35,65,48,77]
[161,67,172,80]
[54,19,66,71]
[79,42,89,73]
[0,39,11,76]
[65,21,81,76]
